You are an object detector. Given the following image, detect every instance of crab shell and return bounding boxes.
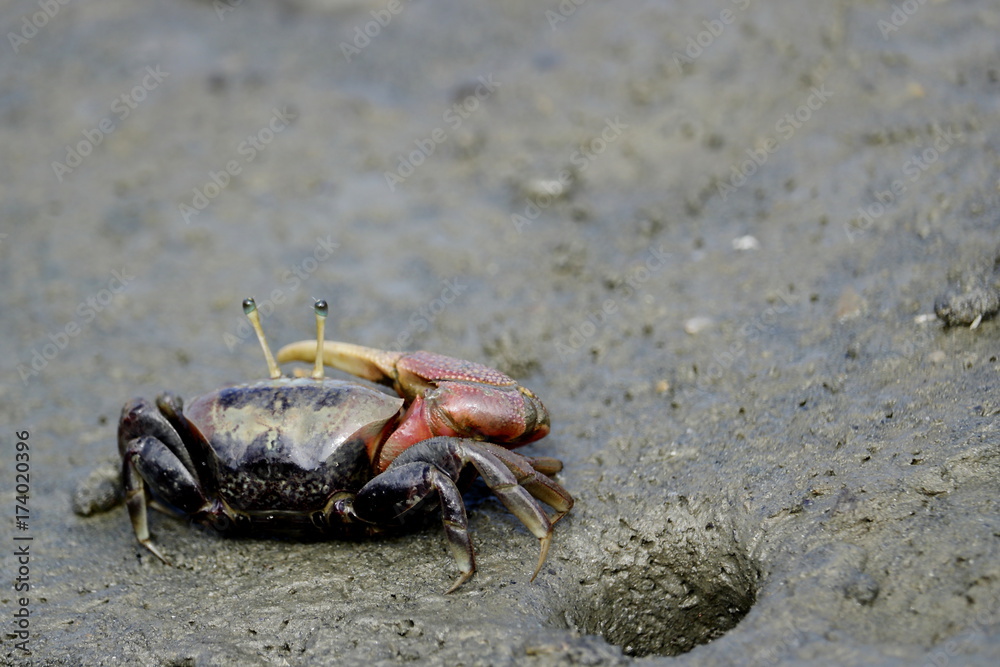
[184,377,402,516]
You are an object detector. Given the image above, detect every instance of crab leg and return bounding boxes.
[122,435,209,564]
[521,456,564,477]
[350,437,566,592]
[122,449,167,564]
[474,442,574,524]
[118,398,198,480]
[154,393,222,498]
[351,459,477,593]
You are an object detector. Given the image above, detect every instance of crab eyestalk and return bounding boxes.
[243,297,281,380]
[312,299,328,380]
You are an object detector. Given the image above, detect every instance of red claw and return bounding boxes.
[374,352,550,471]
[393,351,518,392]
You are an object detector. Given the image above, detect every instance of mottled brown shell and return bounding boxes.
[184,378,403,511]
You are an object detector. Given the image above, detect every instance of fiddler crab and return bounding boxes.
[118,298,573,592]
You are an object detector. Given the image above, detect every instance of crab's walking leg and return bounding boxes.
[119,398,199,486]
[352,459,477,593]
[122,435,208,563]
[351,436,567,592]
[521,456,564,477]
[475,442,574,524]
[155,393,222,498]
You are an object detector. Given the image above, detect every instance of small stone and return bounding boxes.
[906,81,926,98]
[911,468,951,496]
[844,573,880,605]
[520,176,575,202]
[835,286,865,322]
[684,316,713,335]
[731,235,760,251]
[72,462,123,517]
[927,350,946,364]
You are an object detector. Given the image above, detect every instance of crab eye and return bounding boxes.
[314,299,328,318]
[242,297,257,315]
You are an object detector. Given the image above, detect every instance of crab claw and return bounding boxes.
[276,341,550,471]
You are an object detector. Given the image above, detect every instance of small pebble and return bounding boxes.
[72,462,123,517]
[521,177,573,202]
[684,316,713,335]
[906,81,926,98]
[731,235,760,251]
[844,573,880,606]
[835,286,865,322]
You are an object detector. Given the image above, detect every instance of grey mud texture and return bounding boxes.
[2,1,998,666]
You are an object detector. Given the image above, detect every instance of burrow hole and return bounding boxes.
[557,501,761,657]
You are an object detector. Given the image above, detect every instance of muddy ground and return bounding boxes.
[2,0,999,665]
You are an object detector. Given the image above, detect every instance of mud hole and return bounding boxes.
[558,499,761,657]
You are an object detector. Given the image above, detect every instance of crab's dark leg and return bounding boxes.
[521,456,564,477]
[353,458,477,592]
[351,436,570,593]
[122,435,209,563]
[473,442,573,524]
[119,398,198,480]
[154,393,221,498]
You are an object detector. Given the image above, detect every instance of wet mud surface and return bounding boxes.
[2,1,999,665]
